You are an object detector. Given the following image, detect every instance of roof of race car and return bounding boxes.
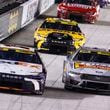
[0,44,35,54]
[45,17,78,26]
[79,46,110,55]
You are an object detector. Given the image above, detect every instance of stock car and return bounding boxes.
[62,47,110,91]
[99,0,109,8]
[57,0,100,23]
[0,44,47,95]
[34,17,86,54]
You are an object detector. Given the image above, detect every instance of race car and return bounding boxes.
[0,44,47,95]
[34,17,86,54]
[57,0,100,23]
[99,0,108,8]
[62,47,110,91]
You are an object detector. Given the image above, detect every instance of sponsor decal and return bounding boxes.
[67,3,92,9]
[15,49,33,54]
[0,60,42,69]
[97,51,110,56]
[0,48,8,51]
[8,9,19,34]
[74,62,110,70]
[18,61,42,69]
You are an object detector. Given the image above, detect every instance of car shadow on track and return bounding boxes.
[43,87,110,99]
[38,50,73,56]
[37,13,110,27]
[0,86,109,99]
[93,20,110,26]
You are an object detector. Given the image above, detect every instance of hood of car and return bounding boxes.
[35,28,85,40]
[0,59,42,75]
[69,61,110,76]
[59,3,96,13]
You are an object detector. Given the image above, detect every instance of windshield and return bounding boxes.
[41,21,81,32]
[73,50,110,64]
[63,0,92,5]
[0,50,42,64]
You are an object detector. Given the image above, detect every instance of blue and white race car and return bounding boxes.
[0,44,47,95]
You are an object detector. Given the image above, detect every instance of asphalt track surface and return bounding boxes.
[0,4,110,110]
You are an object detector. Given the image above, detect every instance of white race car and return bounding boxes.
[0,44,47,95]
[63,47,110,91]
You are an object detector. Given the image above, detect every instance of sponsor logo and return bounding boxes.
[8,9,19,34]
[67,3,92,9]
[74,62,110,71]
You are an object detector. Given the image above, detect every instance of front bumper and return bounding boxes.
[0,73,45,93]
[35,41,76,54]
[63,72,110,91]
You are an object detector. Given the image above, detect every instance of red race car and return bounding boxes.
[57,0,100,23]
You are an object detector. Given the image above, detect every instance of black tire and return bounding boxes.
[34,90,44,95]
[64,84,72,90]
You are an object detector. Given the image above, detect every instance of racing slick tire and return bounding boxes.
[64,83,73,90]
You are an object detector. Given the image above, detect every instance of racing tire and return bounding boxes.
[64,84,72,90]
[34,90,44,95]
[89,19,95,24]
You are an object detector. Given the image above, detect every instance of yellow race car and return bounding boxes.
[34,17,86,54]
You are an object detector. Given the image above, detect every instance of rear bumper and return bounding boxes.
[57,10,98,23]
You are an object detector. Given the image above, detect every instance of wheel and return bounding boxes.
[34,90,44,95]
[89,19,95,24]
[64,84,72,90]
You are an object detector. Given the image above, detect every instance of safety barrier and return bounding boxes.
[0,0,55,41]
[21,0,39,28]
[38,0,55,14]
[0,6,22,41]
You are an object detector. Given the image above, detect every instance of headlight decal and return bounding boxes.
[24,78,40,90]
